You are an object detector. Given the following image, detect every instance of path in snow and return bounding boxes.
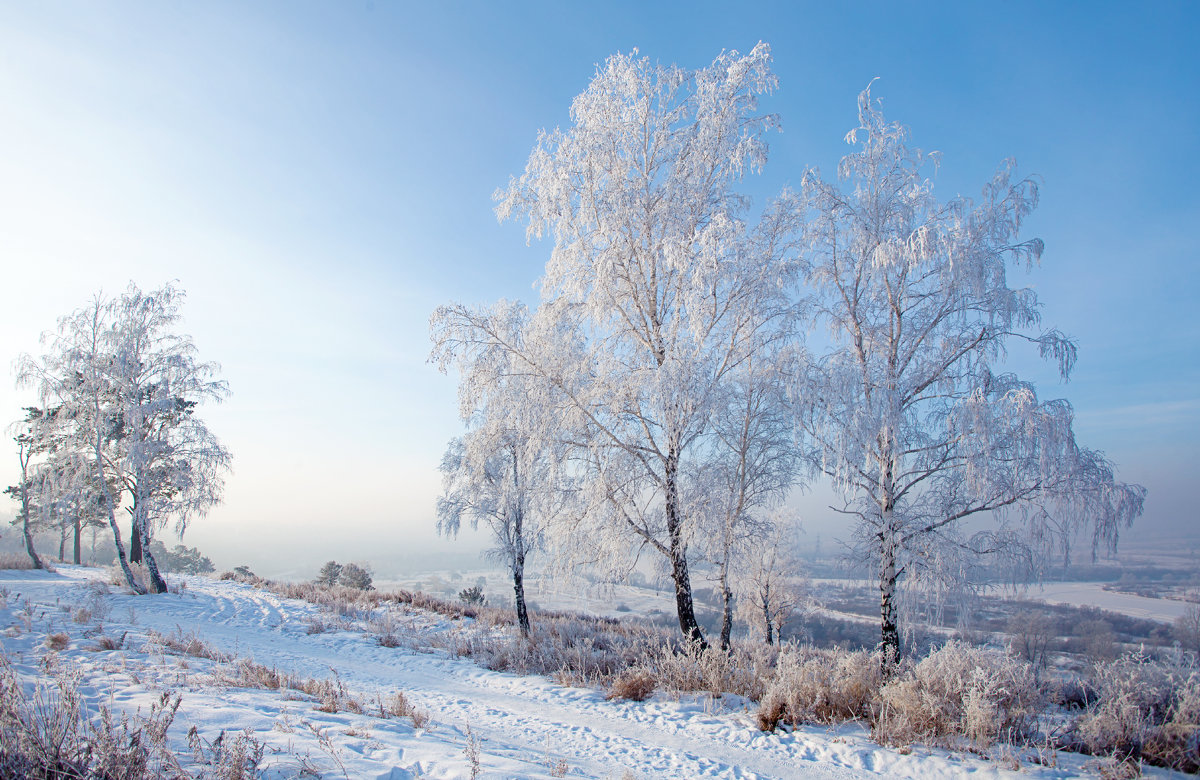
[1,566,1183,779]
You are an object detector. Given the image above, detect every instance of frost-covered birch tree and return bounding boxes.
[735,518,806,646]
[18,283,231,594]
[431,301,566,638]
[796,86,1146,666]
[698,349,802,649]
[492,44,789,647]
[104,284,230,592]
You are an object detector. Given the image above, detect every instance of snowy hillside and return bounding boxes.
[0,566,1186,779]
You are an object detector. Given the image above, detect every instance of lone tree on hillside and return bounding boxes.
[485,43,793,648]
[796,86,1145,668]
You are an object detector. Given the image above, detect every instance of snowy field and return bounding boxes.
[1025,582,1192,624]
[0,566,1188,779]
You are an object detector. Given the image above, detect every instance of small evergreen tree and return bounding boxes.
[459,584,485,606]
[315,560,343,586]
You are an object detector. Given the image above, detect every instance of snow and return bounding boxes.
[1026,582,1193,623]
[0,566,1186,779]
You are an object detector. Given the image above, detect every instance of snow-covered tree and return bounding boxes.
[338,562,373,591]
[735,518,806,645]
[23,410,112,565]
[104,284,230,591]
[698,350,803,649]
[315,560,343,587]
[491,44,789,647]
[4,408,50,570]
[431,301,566,638]
[18,283,231,594]
[796,86,1145,666]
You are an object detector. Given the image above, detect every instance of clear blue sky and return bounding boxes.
[1,1,1196,576]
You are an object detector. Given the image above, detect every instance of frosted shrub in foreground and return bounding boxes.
[874,640,1041,750]
[1071,651,1200,772]
[757,646,881,730]
[0,654,185,778]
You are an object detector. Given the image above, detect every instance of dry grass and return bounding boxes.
[0,552,38,570]
[0,654,185,779]
[757,646,881,731]
[198,570,1200,767]
[87,632,128,652]
[607,669,656,702]
[146,628,232,662]
[377,690,431,728]
[874,641,1042,751]
[44,632,70,652]
[1068,651,1200,772]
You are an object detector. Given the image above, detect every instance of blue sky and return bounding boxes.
[1,2,1196,576]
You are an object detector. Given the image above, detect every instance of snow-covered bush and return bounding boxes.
[0,552,37,570]
[652,640,778,701]
[757,646,881,731]
[1071,651,1200,772]
[874,640,1041,750]
[337,563,373,591]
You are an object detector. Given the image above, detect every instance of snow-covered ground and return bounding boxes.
[1023,582,1191,624]
[0,566,1186,779]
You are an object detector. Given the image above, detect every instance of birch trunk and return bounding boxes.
[665,450,706,649]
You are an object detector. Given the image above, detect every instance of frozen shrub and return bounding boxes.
[0,552,37,570]
[1072,651,1200,772]
[187,726,265,779]
[757,646,880,731]
[147,628,231,662]
[338,563,373,591]
[108,563,156,593]
[1055,675,1100,710]
[874,640,1041,750]
[87,633,127,652]
[607,669,656,702]
[44,632,69,651]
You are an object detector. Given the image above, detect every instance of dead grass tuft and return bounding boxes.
[146,628,232,662]
[606,669,656,702]
[87,632,128,652]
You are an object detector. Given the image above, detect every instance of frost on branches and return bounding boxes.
[431,301,569,638]
[17,283,231,594]
[490,44,796,647]
[795,86,1145,667]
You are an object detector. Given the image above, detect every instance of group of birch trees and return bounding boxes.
[434,46,1145,662]
[8,282,230,594]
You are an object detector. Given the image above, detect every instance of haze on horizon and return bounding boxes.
[0,1,1196,580]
